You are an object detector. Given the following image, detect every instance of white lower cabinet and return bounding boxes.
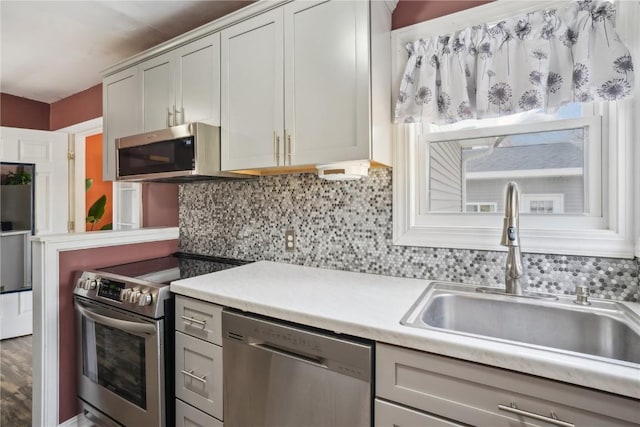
[175,332,223,419]
[174,296,225,424]
[376,343,640,427]
[375,399,463,427]
[176,398,223,427]
[175,295,223,345]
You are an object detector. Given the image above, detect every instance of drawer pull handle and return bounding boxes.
[181,369,207,384]
[181,315,206,328]
[498,403,574,427]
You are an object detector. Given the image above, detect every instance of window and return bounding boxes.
[466,203,497,213]
[426,106,597,217]
[391,0,638,258]
[521,194,564,214]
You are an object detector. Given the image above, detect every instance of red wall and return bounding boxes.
[58,239,179,423]
[392,0,493,29]
[143,183,180,228]
[50,84,102,131]
[0,93,50,130]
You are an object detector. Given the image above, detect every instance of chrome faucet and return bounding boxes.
[501,181,524,295]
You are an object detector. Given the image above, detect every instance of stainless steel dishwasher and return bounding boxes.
[222,310,373,427]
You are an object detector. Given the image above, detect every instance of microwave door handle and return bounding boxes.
[76,302,156,335]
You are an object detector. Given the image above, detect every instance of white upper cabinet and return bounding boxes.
[102,33,221,179]
[103,67,140,181]
[102,0,396,176]
[140,53,174,131]
[177,34,221,127]
[221,9,284,170]
[221,0,395,171]
[140,33,221,132]
[283,0,370,166]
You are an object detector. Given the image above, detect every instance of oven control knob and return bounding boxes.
[88,277,99,290]
[129,288,141,304]
[78,278,87,289]
[120,288,132,302]
[138,292,152,306]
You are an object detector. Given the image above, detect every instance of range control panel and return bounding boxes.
[73,271,170,319]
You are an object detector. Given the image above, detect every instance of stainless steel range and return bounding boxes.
[73,253,249,427]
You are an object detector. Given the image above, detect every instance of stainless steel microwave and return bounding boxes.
[115,122,251,182]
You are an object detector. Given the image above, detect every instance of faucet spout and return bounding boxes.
[501,181,524,295]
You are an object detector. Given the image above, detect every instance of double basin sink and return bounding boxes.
[401,282,640,366]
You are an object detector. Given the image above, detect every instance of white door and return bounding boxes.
[1,127,69,235]
[0,290,32,339]
[140,52,175,131]
[221,8,284,170]
[176,33,221,126]
[103,68,140,181]
[284,0,370,166]
[0,126,69,339]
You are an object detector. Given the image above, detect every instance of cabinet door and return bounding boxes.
[175,332,223,419]
[221,8,284,170]
[377,343,640,427]
[176,399,223,427]
[175,33,221,126]
[103,67,140,181]
[175,296,223,345]
[375,399,464,427]
[139,52,175,131]
[284,0,370,166]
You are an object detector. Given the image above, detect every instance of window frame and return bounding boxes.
[421,114,602,222]
[391,0,639,258]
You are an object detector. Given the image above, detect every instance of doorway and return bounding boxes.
[71,119,142,233]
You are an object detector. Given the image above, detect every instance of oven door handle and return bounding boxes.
[76,302,156,335]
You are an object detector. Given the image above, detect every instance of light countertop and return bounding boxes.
[0,230,31,237]
[170,260,640,399]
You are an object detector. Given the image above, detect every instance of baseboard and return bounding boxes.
[59,414,92,427]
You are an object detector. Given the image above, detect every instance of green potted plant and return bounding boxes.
[1,168,33,231]
[3,170,32,185]
[85,179,112,231]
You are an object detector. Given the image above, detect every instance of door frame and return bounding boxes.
[59,117,103,233]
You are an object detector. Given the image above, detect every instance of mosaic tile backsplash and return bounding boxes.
[179,168,639,302]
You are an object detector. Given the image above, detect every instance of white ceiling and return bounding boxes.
[0,1,252,104]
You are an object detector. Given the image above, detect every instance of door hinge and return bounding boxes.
[67,151,75,160]
[68,221,75,232]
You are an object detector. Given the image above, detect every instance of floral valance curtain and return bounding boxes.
[394,0,634,125]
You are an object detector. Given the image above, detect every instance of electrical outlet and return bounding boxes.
[284,229,295,252]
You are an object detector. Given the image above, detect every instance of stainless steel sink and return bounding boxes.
[401,282,640,366]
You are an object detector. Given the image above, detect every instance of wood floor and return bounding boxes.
[1,335,32,427]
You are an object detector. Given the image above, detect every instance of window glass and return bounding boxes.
[82,319,147,408]
[428,125,587,215]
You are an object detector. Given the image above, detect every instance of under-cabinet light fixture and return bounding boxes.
[316,161,370,181]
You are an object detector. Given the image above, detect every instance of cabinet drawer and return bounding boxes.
[376,343,639,427]
[176,399,223,427]
[175,295,223,344]
[175,331,223,419]
[375,399,463,427]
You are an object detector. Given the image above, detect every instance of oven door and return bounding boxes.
[75,297,165,427]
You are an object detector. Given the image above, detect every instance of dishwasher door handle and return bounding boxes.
[249,342,328,369]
